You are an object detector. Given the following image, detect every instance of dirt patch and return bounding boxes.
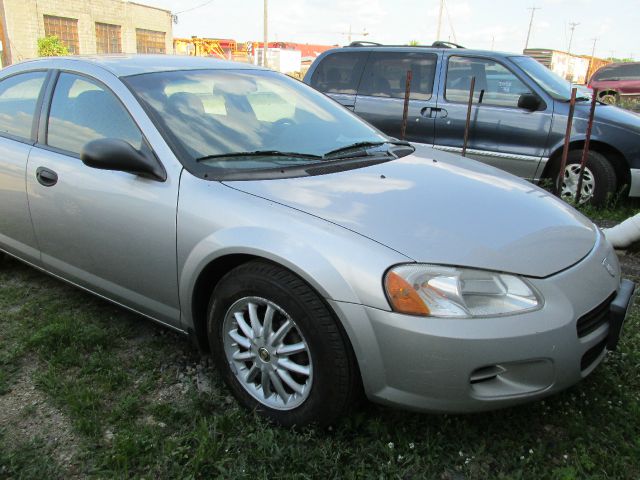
[0,360,84,478]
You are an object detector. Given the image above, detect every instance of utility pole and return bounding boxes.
[263,0,268,68]
[436,0,444,41]
[348,24,352,44]
[567,22,579,54]
[590,37,598,59]
[524,6,540,50]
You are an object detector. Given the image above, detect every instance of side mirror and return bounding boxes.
[517,93,542,111]
[80,138,166,181]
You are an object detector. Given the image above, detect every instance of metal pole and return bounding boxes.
[461,76,475,157]
[263,0,268,67]
[524,7,540,50]
[567,22,579,54]
[575,88,599,204]
[555,87,577,197]
[436,0,444,41]
[400,70,412,140]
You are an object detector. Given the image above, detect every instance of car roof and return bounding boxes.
[12,54,265,77]
[329,46,520,58]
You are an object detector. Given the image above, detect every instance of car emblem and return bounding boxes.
[602,257,616,277]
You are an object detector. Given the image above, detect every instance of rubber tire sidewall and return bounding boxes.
[207,261,354,427]
[561,150,617,206]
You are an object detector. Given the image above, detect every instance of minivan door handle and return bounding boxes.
[421,107,448,119]
[36,167,58,187]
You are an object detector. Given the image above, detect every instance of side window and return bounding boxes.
[47,73,143,155]
[0,71,47,141]
[446,56,532,107]
[359,52,437,101]
[309,52,368,95]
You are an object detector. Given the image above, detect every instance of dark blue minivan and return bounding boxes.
[304,44,640,205]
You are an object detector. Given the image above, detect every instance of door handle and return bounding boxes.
[420,107,448,119]
[36,167,58,187]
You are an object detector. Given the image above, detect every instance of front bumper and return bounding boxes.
[330,233,634,413]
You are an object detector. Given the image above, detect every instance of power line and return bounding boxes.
[174,0,215,15]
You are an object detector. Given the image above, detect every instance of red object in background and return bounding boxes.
[588,62,640,101]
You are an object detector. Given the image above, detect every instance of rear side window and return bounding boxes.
[359,52,437,101]
[446,56,532,107]
[309,52,368,95]
[0,71,47,141]
[47,73,143,155]
[593,63,640,81]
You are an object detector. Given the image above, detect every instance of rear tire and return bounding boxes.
[207,260,359,427]
[557,150,617,206]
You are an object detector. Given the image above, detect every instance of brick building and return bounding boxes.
[0,0,173,66]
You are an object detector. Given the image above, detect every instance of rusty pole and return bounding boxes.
[400,70,412,140]
[575,88,599,204]
[555,87,577,197]
[461,76,476,157]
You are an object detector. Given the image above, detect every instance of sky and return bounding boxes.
[144,0,636,60]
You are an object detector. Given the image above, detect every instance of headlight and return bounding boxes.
[384,264,542,317]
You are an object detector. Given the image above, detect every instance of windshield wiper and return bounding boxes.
[323,140,412,159]
[196,150,323,162]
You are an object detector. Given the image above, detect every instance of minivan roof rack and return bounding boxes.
[348,41,383,47]
[347,40,466,49]
[431,41,465,49]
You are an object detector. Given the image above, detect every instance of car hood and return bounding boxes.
[574,102,640,133]
[224,146,597,278]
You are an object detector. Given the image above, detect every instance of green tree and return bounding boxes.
[37,36,69,57]
[408,40,420,46]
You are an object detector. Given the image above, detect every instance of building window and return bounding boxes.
[43,15,79,55]
[95,23,122,54]
[136,29,166,54]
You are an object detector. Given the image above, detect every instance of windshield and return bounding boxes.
[124,69,388,170]
[510,56,575,101]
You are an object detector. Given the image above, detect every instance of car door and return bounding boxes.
[0,70,48,264]
[307,51,369,110]
[434,55,552,179]
[26,71,181,327]
[353,51,440,143]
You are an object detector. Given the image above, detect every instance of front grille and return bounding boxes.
[581,337,607,371]
[576,292,615,338]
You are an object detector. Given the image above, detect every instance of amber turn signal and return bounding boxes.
[385,271,430,316]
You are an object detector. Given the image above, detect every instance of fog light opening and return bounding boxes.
[469,365,507,384]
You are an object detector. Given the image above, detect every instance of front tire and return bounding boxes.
[599,91,619,105]
[558,150,617,206]
[207,260,359,426]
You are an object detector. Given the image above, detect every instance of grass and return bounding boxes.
[2,232,640,478]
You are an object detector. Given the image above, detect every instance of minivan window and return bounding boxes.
[446,56,532,107]
[593,63,640,81]
[309,52,368,95]
[47,73,143,155]
[359,52,437,101]
[0,71,47,141]
[511,55,572,100]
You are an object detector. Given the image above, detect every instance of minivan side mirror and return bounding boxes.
[517,93,543,111]
[80,138,166,181]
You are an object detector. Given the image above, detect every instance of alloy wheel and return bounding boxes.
[222,296,313,410]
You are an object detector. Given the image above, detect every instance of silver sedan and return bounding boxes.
[0,55,634,426]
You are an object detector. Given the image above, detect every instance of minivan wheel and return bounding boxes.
[558,150,617,206]
[207,260,359,426]
[599,91,619,105]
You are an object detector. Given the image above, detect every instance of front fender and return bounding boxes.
[177,174,411,332]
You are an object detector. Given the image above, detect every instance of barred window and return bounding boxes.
[96,23,122,54]
[43,15,79,55]
[136,29,166,54]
